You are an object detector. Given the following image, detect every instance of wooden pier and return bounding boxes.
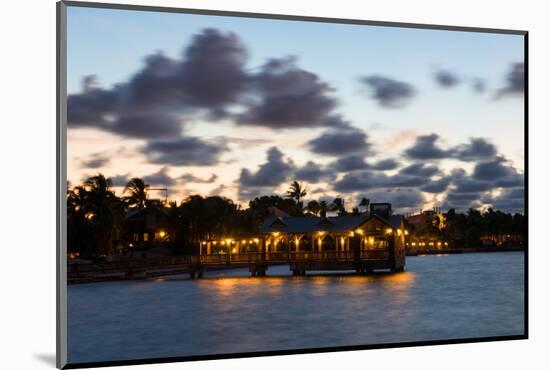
[193,204,407,278]
[190,249,403,278]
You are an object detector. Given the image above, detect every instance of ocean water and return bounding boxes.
[67,252,525,363]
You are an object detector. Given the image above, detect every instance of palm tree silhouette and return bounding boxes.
[359,197,370,214]
[286,181,307,202]
[330,197,347,216]
[123,178,149,209]
[319,200,330,217]
[286,181,307,213]
[306,200,321,216]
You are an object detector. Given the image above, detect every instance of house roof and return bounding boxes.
[260,214,403,234]
[124,206,169,220]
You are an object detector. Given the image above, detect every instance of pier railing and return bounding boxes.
[198,250,389,265]
[68,249,390,275]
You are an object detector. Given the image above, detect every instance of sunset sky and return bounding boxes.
[66,6,525,213]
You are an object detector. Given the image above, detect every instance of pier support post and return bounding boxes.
[249,264,268,277]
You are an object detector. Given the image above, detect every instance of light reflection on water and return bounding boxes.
[68,252,524,363]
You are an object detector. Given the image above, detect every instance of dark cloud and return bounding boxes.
[143,167,176,186]
[125,29,248,109]
[333,170,428,192]
[445,192,482,204]
[358,189,424,210]
[471,157,518,181]
[178,28,248,107]
[359,75,416,108]
[404,134,450,160]
[236,57,345,129]
[482,187,524,213]
[143,137,227,166]
[329,156,399,172]
[67,78,119,128]
[496,62,524,98]
[68,28,248,138]
[420,176,453,193]
[179,173,218,183]
[80,153,110,169]
[453,138,497,161]
[398,163,440,177]
[109,112,184,139]
[239,147,295,187]
[371,159,400,171]
[308,126,371,156]
[330,155,370,172]
[405,135,498,162]
[494,173,523,188]
[452,178,494,193]
[294,161,334,183]
[434,69,460,88]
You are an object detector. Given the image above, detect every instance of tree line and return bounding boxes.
[67,175,525,258]
[407,208,525,247]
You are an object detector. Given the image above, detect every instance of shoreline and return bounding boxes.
[68,248,525,285]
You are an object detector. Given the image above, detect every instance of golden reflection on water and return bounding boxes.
[195,270,417,301]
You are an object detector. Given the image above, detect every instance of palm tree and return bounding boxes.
[286,181,307,203]
[359,197,370,214]
[306,200,321,216]
[319,200,330,217]
[123,177,149,209]
[330,197,347,216]
[82,173,124,256]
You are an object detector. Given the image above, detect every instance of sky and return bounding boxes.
[66,6,525,214]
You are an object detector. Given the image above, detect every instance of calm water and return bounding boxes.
[68,252,524,363]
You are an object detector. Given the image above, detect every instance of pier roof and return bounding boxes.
[260,214,403,234]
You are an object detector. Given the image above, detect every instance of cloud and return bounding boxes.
[68,28,248,138]
[359,75,416,108]
[125,29,248,110]
[452,178,494,193]
[453,138,497,161]
[179,173,218,183]
[107,112,184,139]
[434,69,460,88]
[236,56,346,129]
[67,79,119,128]
[405,135,498,162]
[330,155,370,172]
[445,192,482,204]
[308,126,371,156]
[80,153,110,169]
[420,176,453,193]
[358,189,424,210]
[481,187,524,213]
[239,147,295,187]
[404,134,450,160]
[143,167,176,186]
[143,137,227,166]
[398,163,440,177]
[294,161,334,183]
[496,62,524,98]
[333,170,429,192]
[329,155,400,173]
[370,158,400,171]
[471,157,519,181]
